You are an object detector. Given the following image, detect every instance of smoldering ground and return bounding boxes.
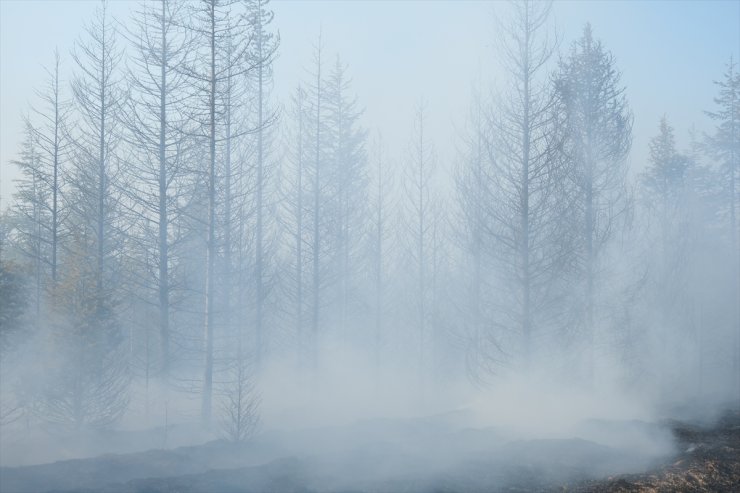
[1,345,682,492]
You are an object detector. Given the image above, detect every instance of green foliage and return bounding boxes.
[642,117,691,201]
[41,234,129,429]
[0,260,29,353]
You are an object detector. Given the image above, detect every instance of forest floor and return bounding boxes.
[1,410,738,493]
[572,410,740,492]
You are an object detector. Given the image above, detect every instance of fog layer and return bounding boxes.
[0,0,738,491]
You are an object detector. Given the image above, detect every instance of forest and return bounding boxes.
[0,0,738,491]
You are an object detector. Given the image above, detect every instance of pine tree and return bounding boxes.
[323,55,368,338]
[11,125,52,318]
[705,57,740,402]
[42,232,129,429]
[279,85,309,364]
[554,23,632,380]
[641,116,693,390]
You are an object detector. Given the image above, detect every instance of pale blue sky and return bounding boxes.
[1,0,738,205]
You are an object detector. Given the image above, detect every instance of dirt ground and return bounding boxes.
[573,410,740,492]
[2,410,738,493]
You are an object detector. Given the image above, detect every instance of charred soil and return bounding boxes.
[573,410,740,492]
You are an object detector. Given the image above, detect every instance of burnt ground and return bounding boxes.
[1,410,738,493]
[573,410,740,492]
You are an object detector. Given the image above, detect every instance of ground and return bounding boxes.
[574,410,740,493]
[1,410,738,493]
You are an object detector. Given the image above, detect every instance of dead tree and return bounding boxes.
[122,0,193,379]
[484,0,568,371]
[403,102,436,377]
[181,0,255,423]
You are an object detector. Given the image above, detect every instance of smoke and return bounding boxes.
[1,338,679,492]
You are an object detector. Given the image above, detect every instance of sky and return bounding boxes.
[1,0,739,207]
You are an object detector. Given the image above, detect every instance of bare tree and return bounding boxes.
[219,348,260,442]
[307,36,325,370]
[245,0,279,369]
[368,133,395,370]
[181,0,254,422]
[30,50,71,286]
[68,0,125,300]
[278,85,309,364]
[454,81,500,381]
[483,0,567,372]
[9,51,71,318]
[122,0,193,379]
[403,101,436,377]
[49,0,131,430]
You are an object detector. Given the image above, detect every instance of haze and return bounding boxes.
[0,1,739,492]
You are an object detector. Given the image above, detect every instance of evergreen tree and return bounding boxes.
[705,57,740,402]
[640,117,693,391]
[323,55,368,337]
[554,23,632,380]
[42,232,129,429]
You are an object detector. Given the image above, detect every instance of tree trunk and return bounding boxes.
[255,1,265,369]
[158,0,170,376]
[311,45,322,372]
[201,0,216,423]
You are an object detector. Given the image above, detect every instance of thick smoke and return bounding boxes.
[0,1,738,492]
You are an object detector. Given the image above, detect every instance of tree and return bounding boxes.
[642,116,690,240]
[323,55,368,338]
[279,84,309,364]
[68,0,125,300]
[307,37,325,370]
[10,124,51,318]
[9,50,70,318]
[640,116,693,390]
[122,0,193,379]
[29,50,70,286]
[705,57,740,401]
[181,0,259,422]
[0,259,28,355]
[554,23,632,380]
[484,0,567,372]
[219,351,260,442]
[403,102,437,378]
[42,232,129,429]
[49,0,131,429]
[644,118,688,199]
[245,0,279,369]
[454,81,500,381]
[0,257,30,428]
[368,134,395,370]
